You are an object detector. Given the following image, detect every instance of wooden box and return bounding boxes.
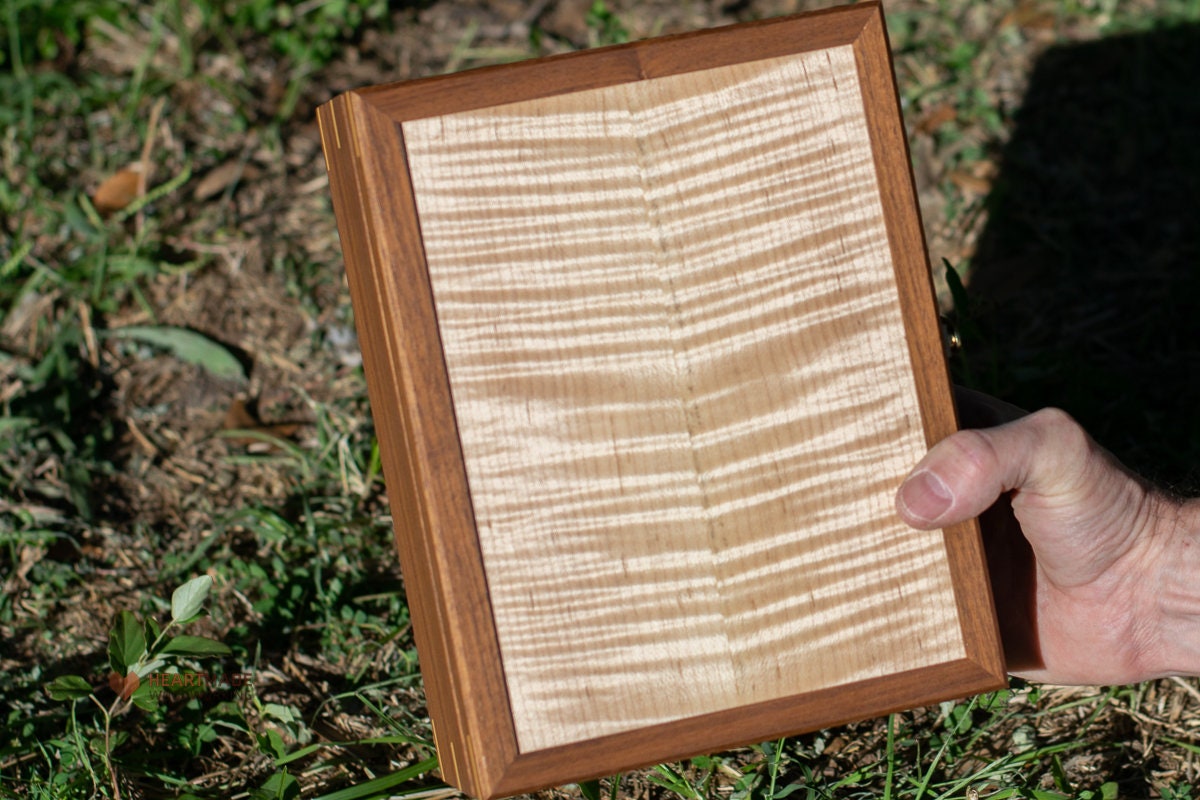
[317,3,1005,797]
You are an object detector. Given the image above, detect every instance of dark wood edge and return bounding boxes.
[317,94,518,797]
[482,657,1005,799]
[850,11,1005,681]
[942,519,1005,674]
[352,2,879,122]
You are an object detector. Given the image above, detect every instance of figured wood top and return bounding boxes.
[402,45,966,753]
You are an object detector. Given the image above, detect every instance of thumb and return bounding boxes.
[895,407,1151,587]
[895,407,1092,530]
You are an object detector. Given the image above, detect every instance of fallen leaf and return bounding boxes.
[1003,0,1057,31]
[108,325,247,381]
[92,166,142,215]
[193,160,261,201]
[949,169,992,196]
[223,396,259,430]
[221,397,301,448]
[917,103,957,135]
[541,0,592,45]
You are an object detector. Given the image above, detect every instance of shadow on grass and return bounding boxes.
[965,22,1200,491]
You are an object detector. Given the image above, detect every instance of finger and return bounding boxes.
[895,407,1091,530]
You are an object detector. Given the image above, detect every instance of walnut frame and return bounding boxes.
[317,4,1005,798]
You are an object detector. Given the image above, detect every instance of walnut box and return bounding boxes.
[317,4,1005,797]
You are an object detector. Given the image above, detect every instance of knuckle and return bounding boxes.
[1030,405,1090,451]
[939,428,1002,488]
[1026,406,1096,490]
[1029,407,1084,442]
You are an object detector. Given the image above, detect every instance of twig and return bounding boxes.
[135,97,166,236]
[1171,676,1200,707]
[77,300,99,369]
[1110,698,1200,739]
[91,694,123,800]
[124,415,158,458]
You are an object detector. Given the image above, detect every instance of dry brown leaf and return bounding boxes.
[193,160,261,201]
[1003,0,1057,31]
[541,0,593,44]
[222,397,259,430]
[917,103,957,134]
[949,169,992,196]
[221,397,301,448]
[92,166,142,215]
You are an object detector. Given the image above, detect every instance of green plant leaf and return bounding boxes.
[579,779,601,800]
[45,674,93,701]
[171,575,214,622]
[253,771,301,800]
[648,765,703,800]
[133,656,166,678]
[263,703,301,724]
[109,610,146,675]
[130,681,160,712]
[109,326,246,381]
[159,635,231,657]
[258,729,288,760]
[943,258,969,313]
[0,416,36,438]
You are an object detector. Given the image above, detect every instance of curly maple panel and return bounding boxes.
[402,45,965,753]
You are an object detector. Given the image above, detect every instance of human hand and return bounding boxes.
[895,389,1200,684]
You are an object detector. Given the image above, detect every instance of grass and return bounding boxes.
[3,0,1200,797]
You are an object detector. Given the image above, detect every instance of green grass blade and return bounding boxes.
[1,240,32,278]
[883,714,896,800]
[309,757,440,800]
[114,164,192,221]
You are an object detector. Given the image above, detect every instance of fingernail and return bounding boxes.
[898,470,953,524]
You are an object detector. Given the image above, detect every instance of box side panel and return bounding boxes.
[318,95,517,796]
